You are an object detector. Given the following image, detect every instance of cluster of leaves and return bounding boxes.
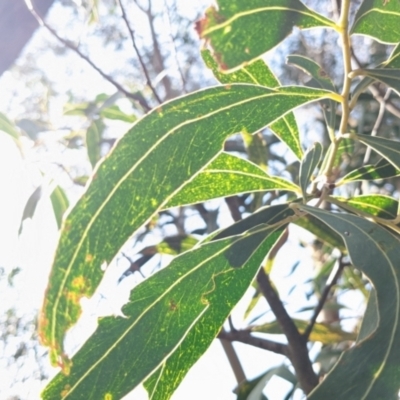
[10,0,400,399]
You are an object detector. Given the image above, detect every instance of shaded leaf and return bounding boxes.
[50,186,69,230]
[334,194,398,219]
[357,288,378,343]
[86,119,104,168]
[356,133,400,170]
[299,205,400,400]
[294,214,345,251]
[199,0,334,70]
[351,0,400,44]
[0,112,20,141]
[361,68,400,96]
[40,84,336,367]
[339,158,400,184]
[42,226,284,399]
[19,186,42,235]
[299,142,323,199]
[202,49,303,159]
[100,105,137,123]
[287,54,337,128]
[165,153,300,208]
[252,319,356,344]
[236,365,296,400]
[383,42,400,68]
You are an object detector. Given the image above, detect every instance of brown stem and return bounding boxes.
[218,329,289,356]
[25,0,151,111]
[303,258,347,340]
[219,335,247,384]
[256,269,319,394]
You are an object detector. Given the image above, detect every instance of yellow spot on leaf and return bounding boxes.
[85,254,94,262]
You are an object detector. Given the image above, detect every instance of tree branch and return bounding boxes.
[25,0,151,111]
[116,0,162,104]
[218,329,289,356]
[303,257,347,341]
[256,269,319,393]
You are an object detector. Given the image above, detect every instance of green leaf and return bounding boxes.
[40,84,336,367]
[199,0,335,70]
[0,112,21,141]
[50,186,69,230]
[351,0,400,44]
[19,186,42,235]
[165,153,300,208]
[299,205,400,400]
[42,226,284,400]
[361,68,400,96]
[383,43,400,68]
[356,133,400,170]
[299,142,323,199]
[287,55,337,129]
[202,49,303,159]
[287,55,336,91]
[339,158,400,184]
[294,214,345,251]
[236,365,296,400]
[252,319,356,344]
[357,288,378,343]
[86,119,104,168]
[100,105,137,123]
[334,194,398,219]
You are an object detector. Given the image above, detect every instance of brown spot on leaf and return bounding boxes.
[85,254,94,263]
[169,299,178,311]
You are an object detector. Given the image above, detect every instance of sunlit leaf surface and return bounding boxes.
[339,158,400,184]
[202,49,303,159]
[351,0,400,44]
[165,152,300,208]
[199,0,334,70]
[40,84,335,367]
[42,226,284,400]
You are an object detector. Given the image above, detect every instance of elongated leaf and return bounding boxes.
[334,194,398,219]
[383,43,400,68]
[294,214,345,251]
[299,205,400,400]
[339,158,400,184]
[361,68,400,96]
[165,153,300,208]
[299,142,323,199]
[252,319,356,344]
[86,119,104,168]
[19,186,42,235]
[100,105,137,123]
[0,112,21,141]
[351,0,400,44]
[40,84,336,367]
[202,49,303,159]
[198,0,335,70]
[287,54,338,128]
[50,186,69,230]
[356,133,400,170]
[42,226,284,399]
[351,43,400,100]
[236,365,296,400]
[287,55,336,91]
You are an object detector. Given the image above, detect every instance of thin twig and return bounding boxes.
[303,257,347,340]
[363,88,391,164]
[219,336,247,384]
[25,0,151,111]
[218,329,289,356]
[117,0,162,104]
